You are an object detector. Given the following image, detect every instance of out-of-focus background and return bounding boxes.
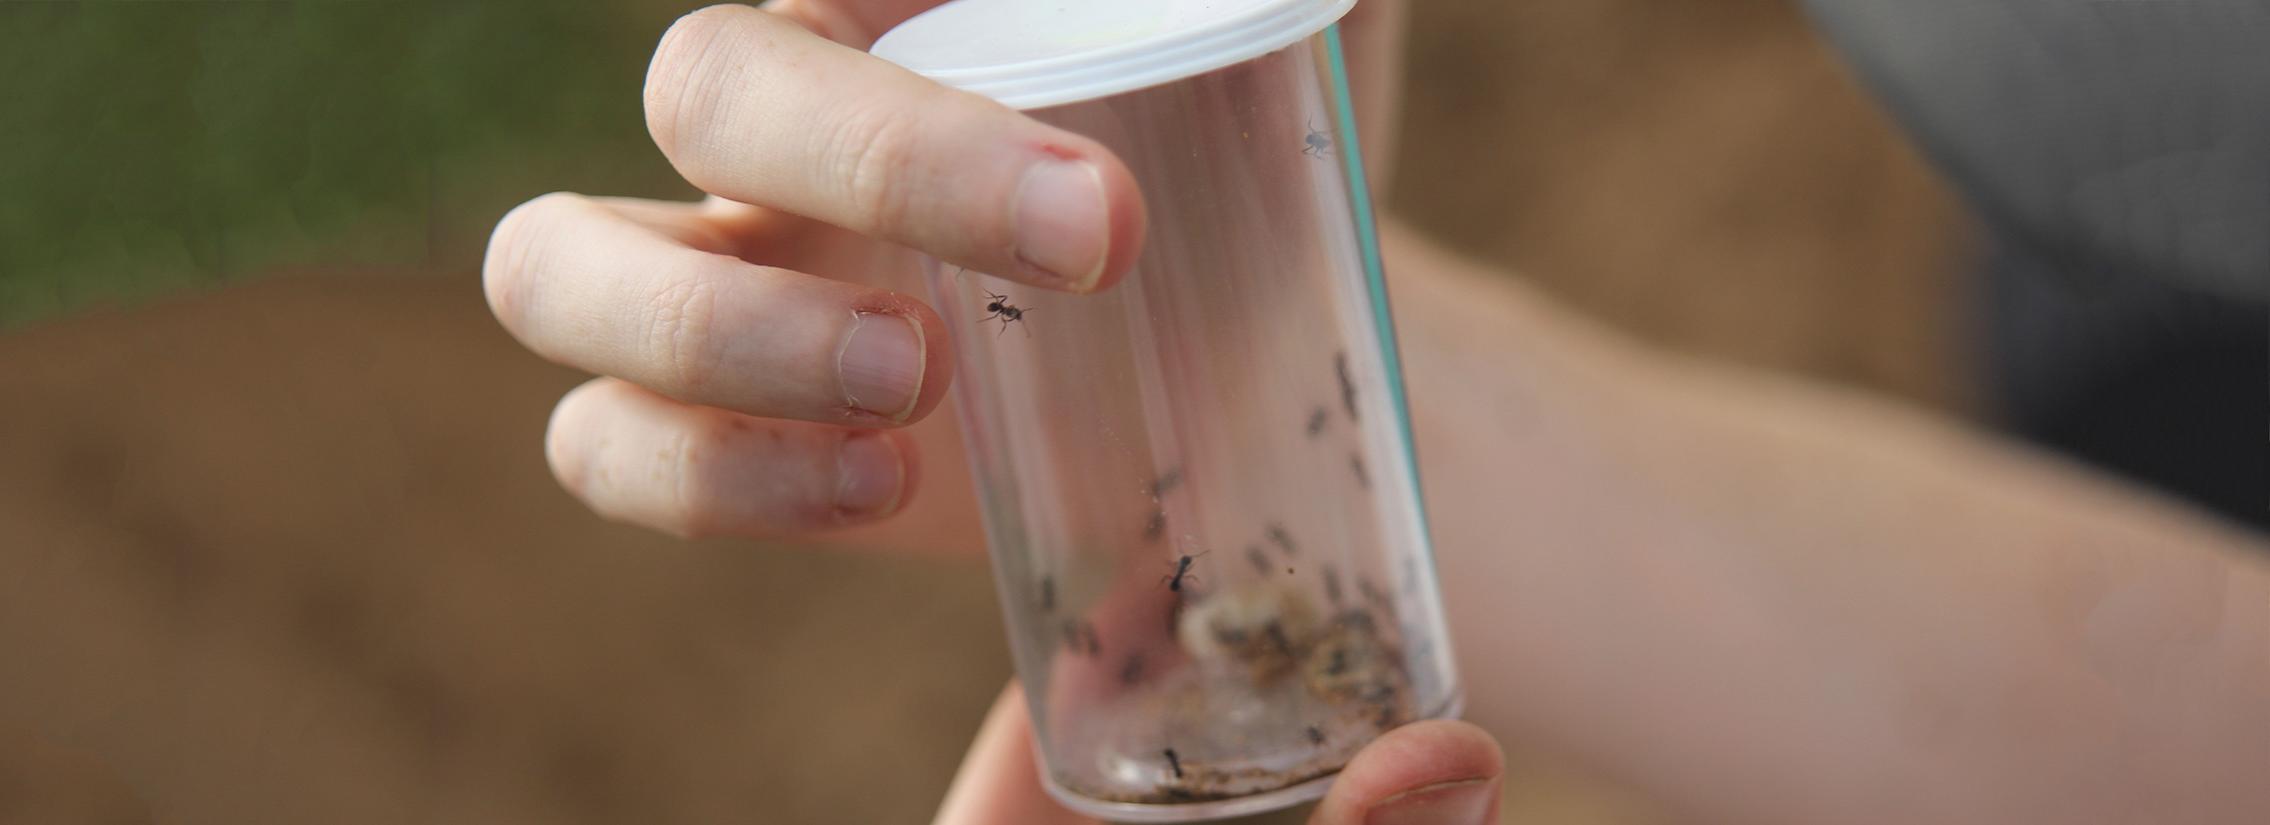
[0,1,2239,823]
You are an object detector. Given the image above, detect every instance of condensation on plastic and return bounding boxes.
[925,28,1459,823]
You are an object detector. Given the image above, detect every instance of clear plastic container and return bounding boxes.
[873,2,1458,820]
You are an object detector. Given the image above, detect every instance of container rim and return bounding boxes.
[870,0,1357,111]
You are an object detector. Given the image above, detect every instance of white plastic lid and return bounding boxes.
[870,0,1357,111]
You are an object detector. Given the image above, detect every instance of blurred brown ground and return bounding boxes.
[0,1,1962,822]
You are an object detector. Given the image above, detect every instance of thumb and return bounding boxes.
[1307,720,1505,825]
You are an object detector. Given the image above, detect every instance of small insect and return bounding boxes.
[1119,653,1145,685]
[1305,725,1326,745]
[1264,621,1294,658]
[1164,748,1185,779]
[1358,577,1391,609]
[1335,352,1358,421]
[1265,523,1298,558]
[1302,118,1333,157]
[1147,467,1184,498]
[1349,453,1370,489]
[1245,544,1273,574]
[1039,576,1056,613]
[1323,565,1344,605]
[1142,508,1168,543]
[1306,406,1330,437]
[980,290,1030,337]
[1161,552,1209,593]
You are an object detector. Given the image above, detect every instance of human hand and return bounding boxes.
[936,684,1503,825]
[485,0,1408,557]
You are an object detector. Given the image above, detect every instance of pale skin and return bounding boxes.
[484,3,2270,823]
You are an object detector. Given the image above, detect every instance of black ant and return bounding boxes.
[1305,725,1326,745]
[1358,577,1391,609]
[1335,351,1358,421]
[1161,551,1209,593]
[1146,467,1183,498]
[1306,406,1329,437]
[1302,118,1333,157]
[980,290,1030,337]
[1265,523,1298,558]
[1164,748,1185,779]
[1264,621,1294,658]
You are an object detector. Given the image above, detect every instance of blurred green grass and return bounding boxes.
[0,1,696,327]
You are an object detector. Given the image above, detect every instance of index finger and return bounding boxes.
[646,5,1146,292]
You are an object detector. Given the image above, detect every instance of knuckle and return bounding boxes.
[483,191,586,335]
[642,273,726,398]
[826,101,926,236]
[646,5,750,163]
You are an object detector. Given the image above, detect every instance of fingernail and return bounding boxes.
[837,311,924,420]
[835,432,905,519]
[1365,778,1498,825]
[1012,159,1109,290]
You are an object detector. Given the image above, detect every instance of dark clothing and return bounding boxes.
[1803,0,2268,528]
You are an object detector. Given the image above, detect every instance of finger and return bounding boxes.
[485,191,950,426]
[545,378,919,538]
[932,684,1100,825]
[762,0,941,48]
[1308,720,1505,825]
[645,5,1146,292]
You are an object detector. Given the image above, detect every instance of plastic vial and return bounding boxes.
[873,1,1459,820]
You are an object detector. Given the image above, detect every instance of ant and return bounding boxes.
[1306,406,1330,438]
[1161,551,1209,593]
[1305,725,1326,745]
[1358,577,1391,609]
[1335,351,1359,421]
[980,290,1030,337]
[1302,118,1334,157]
[1146,467,1184,498]
[1264,621,1294,658]
[1164,748,1185,779]
[1265,523,1298,558]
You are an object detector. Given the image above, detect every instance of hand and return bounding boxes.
[485,0,1409,557]
[936,684,1504,825]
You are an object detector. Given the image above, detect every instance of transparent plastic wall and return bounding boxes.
[927,28,1458,822]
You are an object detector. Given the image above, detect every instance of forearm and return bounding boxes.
[1383,224,2270,824]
